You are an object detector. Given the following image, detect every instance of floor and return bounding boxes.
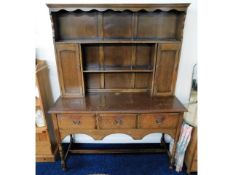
[36,153,197,175]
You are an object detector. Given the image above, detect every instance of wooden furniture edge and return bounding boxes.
[47,3,190,12]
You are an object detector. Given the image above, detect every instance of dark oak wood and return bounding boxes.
[57,114,96,129]
[99,114,137,129]
[49,4,189,42]
[55,43,84,97]
[49,93,187,114]
[58,11,98,40]
[56,39,180,44]
[152,43,181,96]
[139,113,179,129]
[69,148,166,154]
[47,3,190,170]
[47,4,190,13]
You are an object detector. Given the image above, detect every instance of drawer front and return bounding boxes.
[139,113,179,129]
[99,114,137,129]
[57,114,96,129]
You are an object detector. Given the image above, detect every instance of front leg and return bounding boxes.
[59,143,67,171]
[51,114,67,171]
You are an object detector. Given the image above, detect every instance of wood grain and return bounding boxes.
[47,4,190,171]
[49,93,187,113]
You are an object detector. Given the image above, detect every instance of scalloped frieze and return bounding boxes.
[47,4,190,13]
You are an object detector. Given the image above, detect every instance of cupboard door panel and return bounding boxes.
[153,43,180,96]
[56,43,84,97]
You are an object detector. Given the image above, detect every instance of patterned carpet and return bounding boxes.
[36,153,197,175]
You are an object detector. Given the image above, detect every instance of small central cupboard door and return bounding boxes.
[152,43,181,96]
[55,43,84,97]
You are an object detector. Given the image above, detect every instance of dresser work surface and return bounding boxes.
[50,93,187,113]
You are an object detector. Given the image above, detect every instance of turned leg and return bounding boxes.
[58,143,67,171]
[51,114,67,171]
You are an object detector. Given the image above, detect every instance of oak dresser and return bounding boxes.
[47,4,190,170]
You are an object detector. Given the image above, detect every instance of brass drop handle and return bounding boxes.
[155,116,165,124]
[73,120,81,125]
[115,117,123,125]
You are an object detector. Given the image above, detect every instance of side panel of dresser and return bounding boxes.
[152,43,181,96]
[36,65,58,162]
[55,43,84,97]
[185,127,197,173]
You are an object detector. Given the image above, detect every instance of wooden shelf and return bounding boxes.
[52,4,186,97]
[83,66,153,73]
[56,39,181,44]
[84,70,153,73]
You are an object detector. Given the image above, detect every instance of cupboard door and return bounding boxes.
[55,43,84,97]
[153,43,181,96]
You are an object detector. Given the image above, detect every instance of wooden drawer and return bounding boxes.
[139,113,179,129]
[57,114,96,129]
[99,114,137,129]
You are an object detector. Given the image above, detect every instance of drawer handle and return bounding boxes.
[73,120,81,125]
[115,118,123,125]
[155,116,165,124]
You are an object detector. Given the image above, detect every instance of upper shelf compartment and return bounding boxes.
[49,4,189,42]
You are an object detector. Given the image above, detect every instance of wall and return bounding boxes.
[35,0,197,143]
